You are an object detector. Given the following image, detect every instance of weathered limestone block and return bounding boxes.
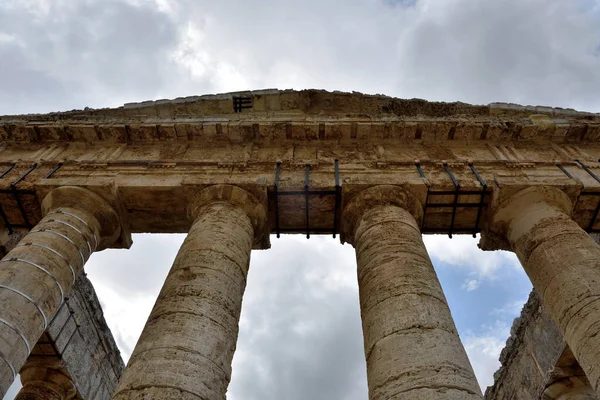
[483,186,600,396]
[0,186,122,396]
[342,185,482,400]
[113,185,267,400]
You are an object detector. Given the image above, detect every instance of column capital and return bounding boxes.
[480,186,574,251]
[18,358,76,400]
[41,186,124,251]
[188,184,269,249]
[341,185,422,246]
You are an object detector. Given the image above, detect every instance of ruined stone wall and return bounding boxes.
[485,290,565,399]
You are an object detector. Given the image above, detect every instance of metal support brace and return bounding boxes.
[576,160,600,231]
[469,164,487,238]
[443,164,461,238]
[415,161,430,231]
[0,164,16,234]
[274,163,281,238]
[305,164,310,239]
[557,163,575,180]
[11,164,37,230]
[44,163,63,179]
[333,160,340,239]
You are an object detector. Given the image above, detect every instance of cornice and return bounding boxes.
[0,89,598,144]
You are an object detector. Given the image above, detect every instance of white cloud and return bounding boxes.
[424,234,520,281]
[463,278,481,292]
[464,321,512,392]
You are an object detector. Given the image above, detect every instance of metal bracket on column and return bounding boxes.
[415,161,430,231]
[305,164,310,239]
[575,160,600,232]
[274,163,281,238]
[333,160,340,239]
[469,163,487,238]
[443,164,460,239]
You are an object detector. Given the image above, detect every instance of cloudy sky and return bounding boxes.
[1,0,600,398]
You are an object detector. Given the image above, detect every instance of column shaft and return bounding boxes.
[113,201,254,400]
[0,208,99,395]
[355,205,482,400]
[503,199,600,394]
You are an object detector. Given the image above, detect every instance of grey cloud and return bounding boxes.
[0,0,183,114]
[229,236,367,400]
[85,233,183,297]
[3,0,599,115]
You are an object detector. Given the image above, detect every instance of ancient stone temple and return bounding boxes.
[0,89,599,399]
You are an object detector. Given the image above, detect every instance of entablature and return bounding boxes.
[1,90,600,248]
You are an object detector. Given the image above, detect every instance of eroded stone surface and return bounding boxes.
[0,187,121,397]
[349,194,482,399]
[113,187,265,400]
[485,187,600,396]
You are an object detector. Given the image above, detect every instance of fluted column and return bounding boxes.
[0,186,121,396]
[113,185,267,400]
[16,359,76,400]
[342,186,482,400]
[483,186,600,396]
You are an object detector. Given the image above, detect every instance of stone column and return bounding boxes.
[342,186,482,400]
[0,186,121,396]
[113,185,267,400]
[16,359,76,400]
[545,379,598,400]
[483,186,600,396]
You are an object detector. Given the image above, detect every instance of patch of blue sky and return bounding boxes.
[432,253,532,339]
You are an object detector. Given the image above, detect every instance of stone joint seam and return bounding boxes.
[50,210,98,251]
[0,284,48,330]
[365,325,457,363]
[46,218,92,256]
[355,216,421,244]
[128,345,229,381]
[360,290,449,323]
[147,310,236,339]
[2,258,65,306]
[149,294,241,327]
[560,295,600,342]
[383,382,483,399]
[173,248,248,281]
[0,349,16,379]
[17,242,76,285]
[115,385,205,400]
[30,229,86,268]
[0,317,30,353]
